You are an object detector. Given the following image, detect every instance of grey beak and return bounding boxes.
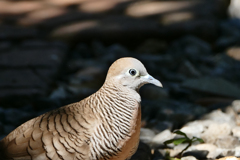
[142,74,163,87]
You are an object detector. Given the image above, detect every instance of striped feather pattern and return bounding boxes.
[0,82,141,160]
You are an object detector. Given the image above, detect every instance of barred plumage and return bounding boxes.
[0,57,162,160]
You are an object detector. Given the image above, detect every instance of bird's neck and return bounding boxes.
[87,82,141,159]
[101,81,141,103]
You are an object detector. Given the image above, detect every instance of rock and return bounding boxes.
[51,15,160,42]
[4,108,35,126]
[140,128,156,144]
[183,150,208,160]
[0,25,38,40]
[217,156,240,160]
[147,120,173,133]
[216,19,240,49]
[181,156,198,160]
[232,126,240,138]
[169,36,211,57]
[201,122,232,144]
[227,47,240,61]
[180,121,205,139]
[0,122,4,135]
[0,40,67,97]
[103,44,130,62]
[0,135,5,141]
[0,107,5,123]
[182,77,240,98]
[130,142,152,160]
[235,147,240,157]
[202,109,235,125]
[215,135,240,149]
[49,86,68,100]
[178,60,201,78]
[232,100,240,112]
[140,85,169,100]
[0,44,66,67]
[192,143,220,159]
[135,39,167,54]
[171,143,189,157]
[0,69,48,97]
[3,125,15,135]
[0,41,11,51]
[152,129,175,145]
[152,149,165,160]
[228,0,240,18]
[141,99,206,129]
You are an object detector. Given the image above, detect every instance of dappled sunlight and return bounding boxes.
[125,1,199,18]
[160,12,194,25]
[51,20,98,38]
[0,1,44,15]
[18,7,67,26]
[0,0,229,42]
[43,0,85,7]
[79,0,129,13]
[227,47,240,61]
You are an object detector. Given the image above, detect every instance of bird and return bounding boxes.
[0,57,162,160]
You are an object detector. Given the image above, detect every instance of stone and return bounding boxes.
[192,143,220,159]
[178,60,201,78]
[0,41,11,51]
[152,129,175,145]
[0,46,65,67]
[183,150,208,160]
[228,0,240,18]
[202,110,235,125]
[135,39,167,54]
[217,157,240,160]
[182,77,240,98]
[227,47,240,61]
[4,108,35,126]
[49,86,68,100]
[232,100,240,113]
[152,149,165,160]
[51,15,160,42]
[0,25,38,40]
[201,122,232,144]
[181,156,197,160]
[3,125,15,135]
[215,135,240,149]
[0,40,67,97]
[0,69,48,97]
[180,121,204,139]
[140,85,169,100]
[147,120,173,133]
[140,128,156,144]
[0,69,47,88]
[0,122,4,135]
[235,147,240,157]
[130,142,152,160]
[232,126,240,138]
[169,36,211,57]
[216,20,240,49]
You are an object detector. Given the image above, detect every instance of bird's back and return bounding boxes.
[0,98,97,160]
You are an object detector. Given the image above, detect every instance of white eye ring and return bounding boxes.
[129,69,137,76]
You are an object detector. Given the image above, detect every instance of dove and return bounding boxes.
[0,57,162,160]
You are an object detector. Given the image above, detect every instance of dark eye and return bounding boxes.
[129,69,137,76]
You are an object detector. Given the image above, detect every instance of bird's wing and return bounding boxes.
[0,101,94,160]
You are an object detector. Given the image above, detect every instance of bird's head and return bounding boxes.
[105,57,162,91]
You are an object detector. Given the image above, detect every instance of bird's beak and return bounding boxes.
[142,74,163,87]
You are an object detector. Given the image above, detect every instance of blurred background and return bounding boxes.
[0,0,240,159]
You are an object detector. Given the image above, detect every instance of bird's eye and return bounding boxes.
[129,69,137,76]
